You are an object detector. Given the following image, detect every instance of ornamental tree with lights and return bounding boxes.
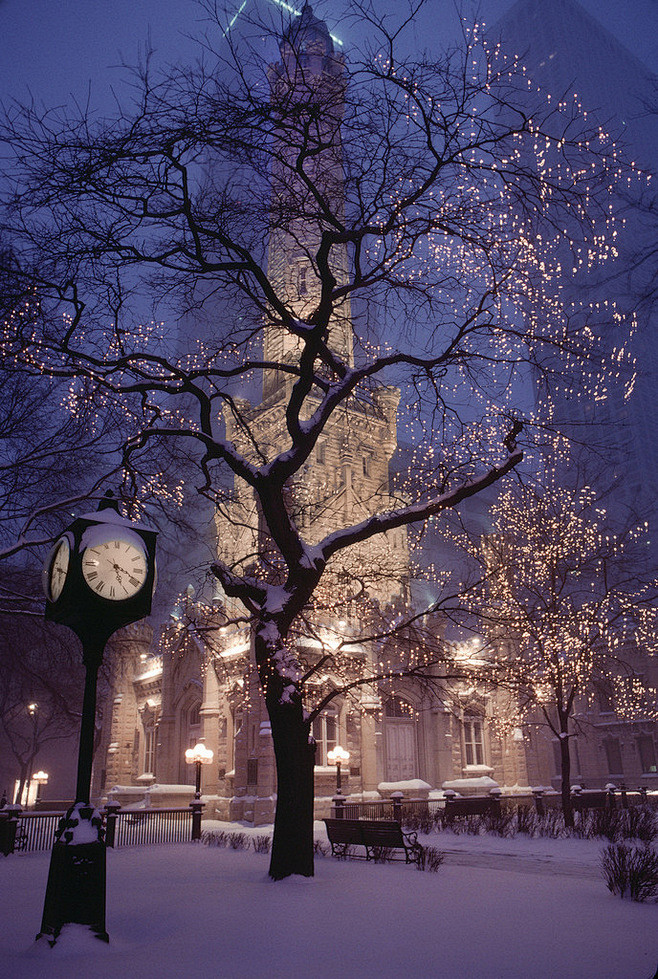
[0,246,124,586]
[0,1,639,876]
[462,468,658,826]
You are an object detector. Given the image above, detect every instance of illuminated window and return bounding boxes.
[313,708,337,766]
[143,723,157,775]
[463,716,485,767]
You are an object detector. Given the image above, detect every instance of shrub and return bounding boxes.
[403,812,436,835]
[372,846,395,864]
[601,843,658,902]
[535,809,567,839]
[227,832,249,850]
[621,807,658,844]
[313,839,329,857]
[201,830,227,847]
[575,806,658,844]
[483,810,517,837]
[575,809,619,841]
[423,847,446,873]
[252,834,271,854]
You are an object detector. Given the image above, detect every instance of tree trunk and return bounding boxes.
[559,727,573,828]
[253,622,317,880]
[14,765,28,805]
[266,694,316,880]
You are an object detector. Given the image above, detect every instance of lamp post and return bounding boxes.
[38,492,157,946]
[185,741,214,799]
[16,702,40,805]
[32,771,49,806]
[327,745,350,796]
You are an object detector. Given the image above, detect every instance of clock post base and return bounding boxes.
[37,806,108,946]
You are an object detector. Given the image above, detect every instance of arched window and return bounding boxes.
[187,700,202,751]
[385,696,413,718]
[143,722,157,775]
[298,265,308,296]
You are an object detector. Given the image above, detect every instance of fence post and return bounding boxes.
[531,787,545,816]
[332,794,345,819]
[605,783,617,810]
[570,784,582,813]
[442,789,456,826]
[640,786,648,804]
[489,786,502,816]
[620,784,628,809]
[104,802,121,849]
[391,791,403,824]
[190,800,204,841]
[0,810,15,856]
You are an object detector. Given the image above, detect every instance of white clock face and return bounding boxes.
[82,536,147,601]
[48,537,70,601]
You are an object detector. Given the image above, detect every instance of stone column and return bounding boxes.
[360,708,380,793]
[200,658,222,798]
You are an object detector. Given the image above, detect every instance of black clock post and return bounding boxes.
[38,492,157,946]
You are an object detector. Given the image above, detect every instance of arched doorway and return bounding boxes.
[383,696,417,781]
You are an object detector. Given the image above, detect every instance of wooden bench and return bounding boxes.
[444,796,501,823]
[572,791,611,811]
[324,818,424,867]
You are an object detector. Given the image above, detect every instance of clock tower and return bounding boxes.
[264,3,353,402]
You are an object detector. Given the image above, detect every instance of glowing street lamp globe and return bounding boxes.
[185,741,214,799]
[327,745,350,796]
[327,745,350,768]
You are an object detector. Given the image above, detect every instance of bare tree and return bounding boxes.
[0,242,127,593]
[0,609,85,803]
[0,1,635,876]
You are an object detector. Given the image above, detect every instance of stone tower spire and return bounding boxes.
[264,4,353,401]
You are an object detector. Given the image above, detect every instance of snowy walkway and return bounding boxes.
[428,830,601,879]
[0,831,656,979]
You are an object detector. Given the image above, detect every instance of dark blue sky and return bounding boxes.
[1,0,656,112]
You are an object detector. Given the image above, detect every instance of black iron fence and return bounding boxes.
[339,798,445,822]
[2,785,655,855]
[105,807,194,848]
[0,802,203,855]
[332,785,656,822]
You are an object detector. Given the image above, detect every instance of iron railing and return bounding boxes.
[0,804,199,855]
[338,799,443,822]
[107,807,193,848]
[333,786,656,822]
[13,811,62,852]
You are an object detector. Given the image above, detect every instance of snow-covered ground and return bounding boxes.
[1,822,656,979]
